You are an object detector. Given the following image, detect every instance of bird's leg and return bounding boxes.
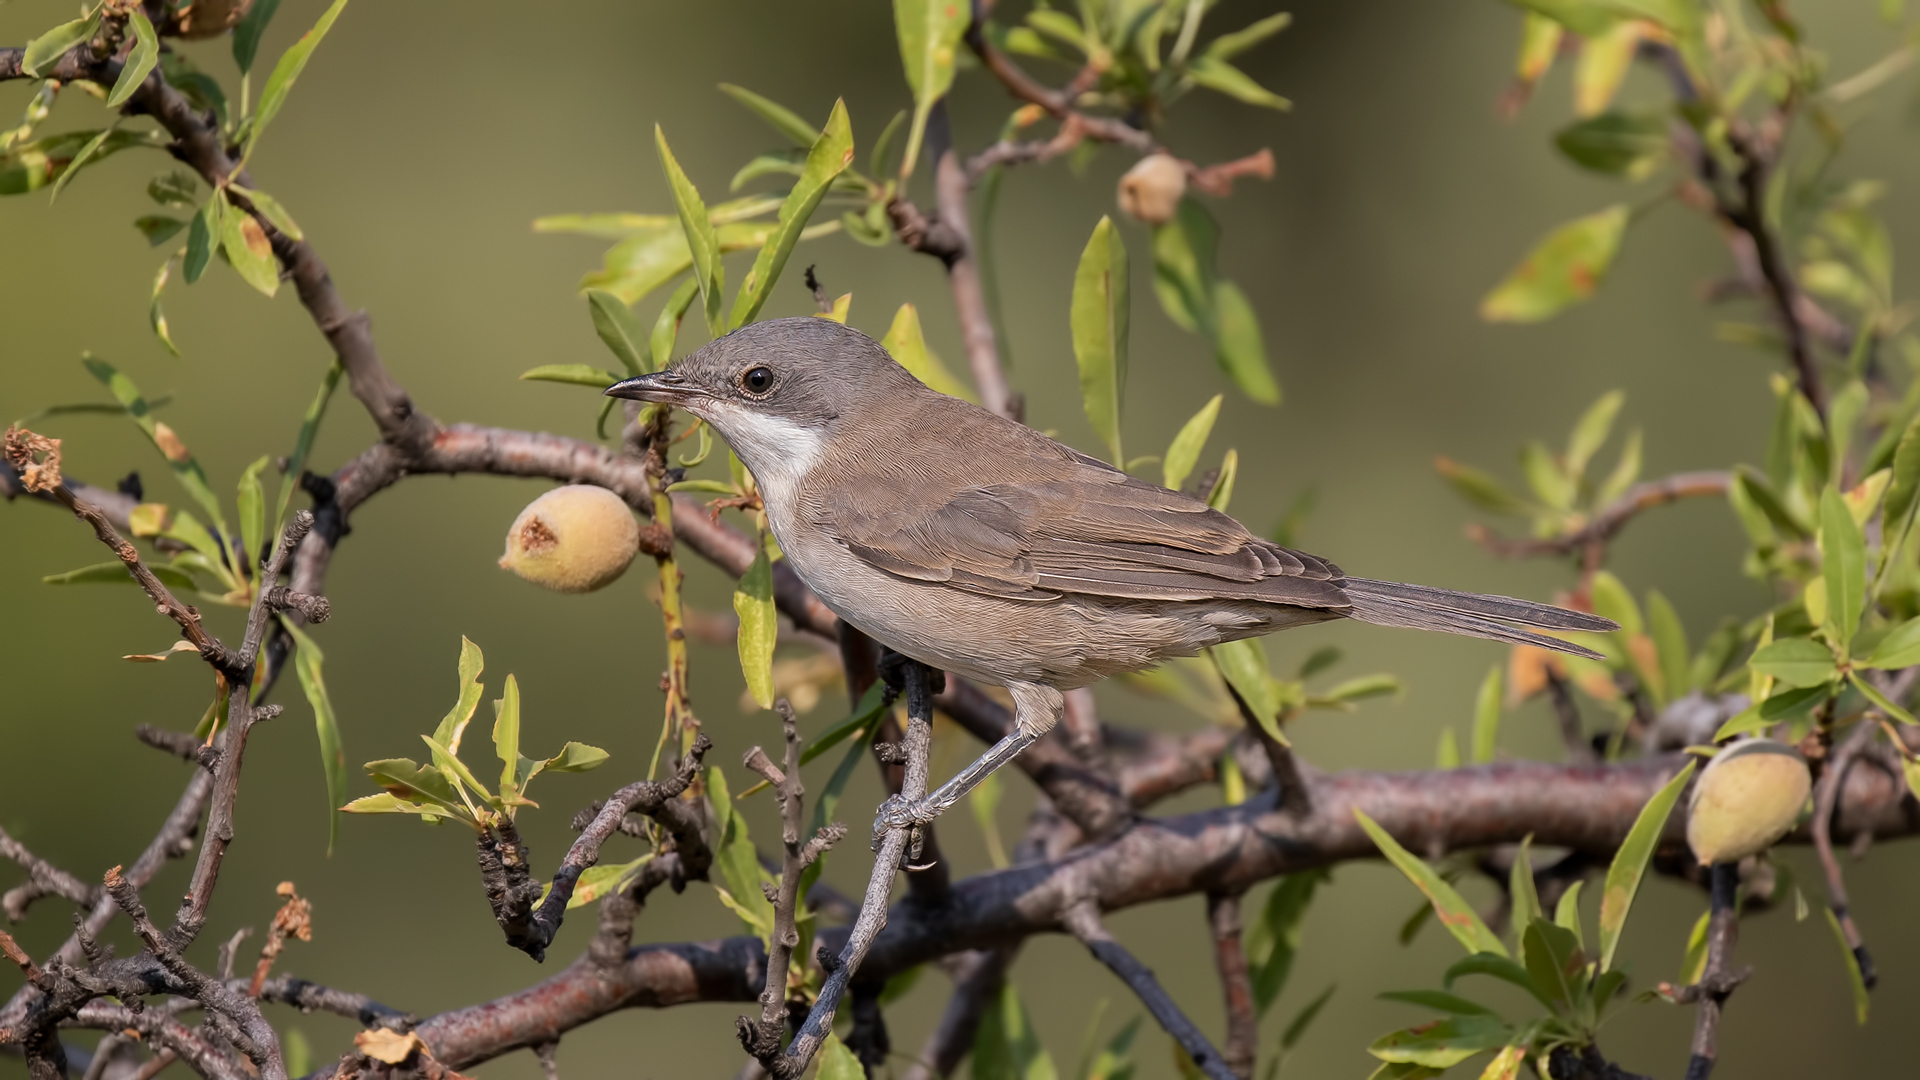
[873,682,1059,841]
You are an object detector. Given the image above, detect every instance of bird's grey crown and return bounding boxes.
[669,317,928,428]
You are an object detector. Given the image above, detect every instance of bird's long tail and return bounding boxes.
[1341,577,1616,660]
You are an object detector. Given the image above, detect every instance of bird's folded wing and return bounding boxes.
[826,469,1350,609]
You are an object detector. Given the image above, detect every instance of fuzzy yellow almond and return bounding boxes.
[1687,739,1812,865]
[498,485,640,593]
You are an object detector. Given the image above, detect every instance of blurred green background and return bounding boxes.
[3,1,1915,1076]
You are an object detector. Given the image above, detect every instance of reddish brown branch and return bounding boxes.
[1468,472,1731,559]
[1206,892,1258,1079]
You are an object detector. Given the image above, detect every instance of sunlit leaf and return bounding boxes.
[1208,638,1285,745]
[1573,20,1642,116]
[106,10,159,109]
[285,620,347,852]
[880,302,972,401]
[656,125,725,335]
[1745,638,1837,689]
[730,99,855,328]
[1471,665,1501,764]
[245,0,351,162]
[1072,216,1130,464]
[22,9,102,78]
[818,1033,865,1080]
[1355,809,1506,957]
[717,83,819,146]
[1480,205,1630,323]
[893,0,971,179]
[1597,760,1695,971]
[1367,1014,1513,1069]
[1823,906,1871,1025]
[1187,56,1291,109]
[273,360,343,535]
[229,184,304,241]
[734,533,778,709]
[1821,486,1867,649]
[519,364,622,388]
[652,277,700,368]
[1163,394,1222,491]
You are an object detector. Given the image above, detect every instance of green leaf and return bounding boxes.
[519,364,622,388]
[1509,837,1542,945]
[1072,216,1130,464]
[564,854,652,909]
[1208,638,1285,745]
[149,257,180,358]
[1163,395,1222,491]
[1205,12,1293,60]
[1521,918,1586,1016]
[493,674,522,805]
[222,202,280,297]
[656,125,725,336]
[1247,872,1323,1018]
[434,637,487,753]
[1822,906,1871,1025]
[83,356,230,536]
[1554,880,1585,951]
[136,215,186,246]
[880,302,972,400]
[1510,0,1617,36]
[1186,56,1291,109]
[106,10,159,109]
[47,123,119,203]
[536,741,610,775]
[734,534,777,709]
[1435,728,1460,769]
[1206,448,1239,512]
[1376,990,1495,1016]
[43,560,197,590]
[341,792,447,817]
[1355,808,1506,957]
[801,684,889,770]
[1645,591,1689,705]
[1597,759,1696,972]
[717,83,819,146]
[1565,390,1625,479]
[1864,616,1920,669]
[1367,1014,1513,1069]
[1882,413,1920,535]
[1470,665,1501,765]
[237,456,269,569]
[893,0,971,179]
[1211,281,1281,406]
[1553,111,1667,178]
[1587,570,1641,636]
[708,767,777,939]
[232,0,284,75]
[228,184,304,241]
[817,1033,865,1080]
[1595,429,1643,506]
[1848,671,1917,725]
[245,0,351,161]
[1520,441,1574,510]
[651,277,700,368]
[1828,382,1869,490]
[729,99,855,329]
[1746,638,1838,689]
[1434,457,1532,517]
[272,360,343,536]
[1083,1015,1141,1080]
[972,982,1058,1080]
[285,621,347,852]
[586,290,649,376]
[184,191,224,284]
[23,9,102,78]
[1281,982,1336,1051]
[1480,205,1630,323]
[1821,486,1867,649]
[1443,953,1556,1012]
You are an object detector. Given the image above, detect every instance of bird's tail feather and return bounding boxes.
[1342,577,1615,660]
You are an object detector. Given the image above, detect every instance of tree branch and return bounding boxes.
[1681,864,1748,1080]
[1206,892,1258,1080]
[1467,472,1731,560]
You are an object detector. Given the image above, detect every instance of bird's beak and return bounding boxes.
[605,370,703,405]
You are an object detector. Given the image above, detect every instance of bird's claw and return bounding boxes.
[871,794,938,853]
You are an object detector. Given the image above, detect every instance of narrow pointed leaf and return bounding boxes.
[106,10,159,109]
[1470,665,1501,764]
[285,621,347,852]
[1821,486,1867,649]
[493,674,522,804]
[1746,638,1837,688]
[893,0,970,179]
[1597,759,1695,971]
[232,0,284,75]
[587,290,649,376]
[656,126,725,336]
[1480,205,1630,323]
[1163,394,1222,491]
[730,99,855,328]
[734,534,777,708]
[434,637,487,753]
[1355,808,1506,956]
[880,302,972,400]
[246,0,351,160]
[717,83,818,145]
[1071,216,1130,464]
[23,11,102,78]
[519,364,622,388]
[272,360,343,535]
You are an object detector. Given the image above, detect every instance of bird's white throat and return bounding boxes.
[694,401,826,509]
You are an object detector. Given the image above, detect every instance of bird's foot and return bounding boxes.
[871,793,941,860]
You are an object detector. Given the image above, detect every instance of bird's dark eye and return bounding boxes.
[741,366,775,395]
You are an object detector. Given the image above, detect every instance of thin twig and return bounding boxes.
[0,827,100,922]
[1206,892,1257,1079]
[1064,901,1238,1080]
[1682,864,1749,1080]
[1467,472,1731,559]
[1811,718,1880,989]
[775,662,938,1077]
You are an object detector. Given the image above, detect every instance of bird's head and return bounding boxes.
[605,317,922,480]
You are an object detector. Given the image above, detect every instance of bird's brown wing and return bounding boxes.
[821,457,1350,610]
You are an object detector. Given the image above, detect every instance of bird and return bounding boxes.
[607,317,1616,828]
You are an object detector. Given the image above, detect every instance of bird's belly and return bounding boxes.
[769,517,1319,688]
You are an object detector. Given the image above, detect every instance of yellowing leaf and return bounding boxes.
[881,303,972,400]
[353,1028,422,1066]
[1072,216,1130,464]
[1480,205,1630,324]
[734,534,777,709]
[1574,20,1644,116]
[893,0,971,179]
